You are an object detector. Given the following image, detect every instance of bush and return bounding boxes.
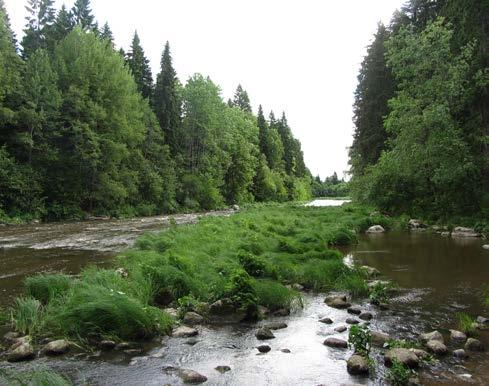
[24,274,72,304]
[10,297,43,336]
[387,359,413,386]
[348,324,371,356]
[369,282,390,305]
[224,270,258,320]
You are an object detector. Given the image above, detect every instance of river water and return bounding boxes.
[1,201,489,385]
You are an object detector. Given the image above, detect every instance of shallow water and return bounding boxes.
[1,208,489,385]
[305,198,350,207]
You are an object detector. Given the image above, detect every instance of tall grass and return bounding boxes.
[0,368,72,386]
[10,297,43,336]
[457,312,476,336]
[25,274,72,304]
[253,280,301,311]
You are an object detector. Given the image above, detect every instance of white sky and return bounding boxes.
[4,0,404,180]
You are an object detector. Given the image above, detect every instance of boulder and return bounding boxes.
[99,340,116,350]
[441,232,451,237]
[178,369,208,384]
[115,267,128,278]
[452,227,481,238]
[465,338,484,352]
[359,312,373,321]
[384,348,419,369]
[476,316,489,325]
[453,349,469,359]
[324,337,348,349]
[272,308,290,317]
[7,342,35,362]
[361,266,380,278]
[450,330,467,342]
[183,312,204,325]
[3,332,20,345]
[426,340,448,355]
[231,205,240,211]
[482,245,489,250]
[319,317,333,324]
[408,219,425,230]
[410,348,430,360]
[325,295,350,309]
[264,322,287,330]
[215,365,231,373]
[334,325,347,333]
[366,225,385,234]
[258,306,270,317]
[347,354,369,375]
[255,327,275,340]
[186,338,200,346]
[257,345,271,353]
[42,339,70,356]
[420,331,444,343]
[371,331,390,347]
[292,283,304,291]
[173,326,198,338]
[347,306,362,315]
[346,318,360,325]
[209,298,246,323]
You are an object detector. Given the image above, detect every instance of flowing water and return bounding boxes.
[1,201,489,385]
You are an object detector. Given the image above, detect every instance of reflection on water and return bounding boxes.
[306,198,351,207]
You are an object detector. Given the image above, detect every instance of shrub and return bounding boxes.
[10,297,43,336]
[224,270,258,320]
[24,274,72,304]
[348,324,371,356]
[387,359,413,386]
[369,282,390,305]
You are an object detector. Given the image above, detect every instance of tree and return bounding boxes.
[126,31,153,100]
[100,22,114,47]
[154,41,181,154]
[231,84,252,113]
[48,5,73,45]
[21,0,56,58]
[71,0,95,31]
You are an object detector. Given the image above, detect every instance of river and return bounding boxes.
[1,200,488,385]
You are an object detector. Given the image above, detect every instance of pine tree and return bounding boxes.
[257,105,268,156]
[154,41,181,154]
[49,5,73,44]
[21,0,56,58]
[71,0,95,31]
[126,31,153,100]
[232,84,252,113]
[99,22,113,46]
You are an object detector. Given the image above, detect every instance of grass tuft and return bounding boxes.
[24,273,72,304]
[10,297,43,336]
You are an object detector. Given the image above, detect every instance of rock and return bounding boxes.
[255,327,275,340]
[99,340,116,350]
[186,338,200,346]
[42,339,70,356]
[319,317,333,324]
[257,344,271,353]
[476,316,489,324]
[183,312,204,325]
[408,219,425,230]
[426,340,448,355]
[209,298,245,323]
[410,348,430,360]
[150,348,166,358]
[420,331,444,343]
[10,336,30,349]
[334,325,347,333]
[482,245,489,250]
[346,318,360,325]
[163,307,179,318]
[178,369,208,384]
[371,331,390,347]
[359,312,373,321]
[366,225,385,233]
[324,337,348,349]
[3,332,20,345]
[452,227,481,238]
[450,330,467,342]
[347,306,362,315]
[325,295,351,309]
[272,308,290,317]
[379,303,389,310]
[173,326,198,338]
[124,348,143,355]
[231,204,240,211]
[465,338,484,351]
[385,348,419,369]
[7,342,35,362]
[264,322,287,330]
[441,231,451,237]
[115,267,129,278]
[347,354,369,375]
[361,266,381,278]
[115,342,133,350]
[258,305,270,317]
[281,348,291,353]
[292,283,304,291]
[453,349,469,359]
[215,365,231,373]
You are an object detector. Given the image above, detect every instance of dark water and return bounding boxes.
[1,207,489,385]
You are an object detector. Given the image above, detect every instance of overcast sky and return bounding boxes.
[4,0,404,180]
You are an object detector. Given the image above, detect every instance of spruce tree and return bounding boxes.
[49,5,73,44]
[154,41,181,154]
[126,31,153,100]
[71,0,95,31]
[257,105,268,156]
[232,84,252,113]
[21,0,56,58]
[100,22,113,46]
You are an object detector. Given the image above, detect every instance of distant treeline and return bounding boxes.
[349,0,489,220]
[311,172,349,198]
[0,0,312,221]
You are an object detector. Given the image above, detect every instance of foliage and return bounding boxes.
[24,273,72,304]
[348,324,371,356]
[0,368,73,386]
[457,312,476,336]
[253,280,301,311]
[369,281,390,305]
[10,297,43,336]
[387,359,413,386]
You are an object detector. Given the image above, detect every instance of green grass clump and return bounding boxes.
[253,279,301,311]
[348,324,371,355]
[10,297,43,336]
[0,368,72,386]
[336,271,369,298]
[24,274,72,304]
[327,228,357,246]
[457,312,476,336]
[299,259,349,291]
[387,359,413,386]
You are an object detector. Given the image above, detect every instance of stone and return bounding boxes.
[186,338,200,346]
[371,331,390,347]
[99,340,116,350]
[319,317,333,324]
[359,312,373,321]
[178,369,208,384]
[384,348,419,369]
[347,354,369,375]
[281,348,291,353]
[379,303,389,310]
[366,225,385,233]
[451,227,481,238]
[264,322,288,330]
[258,306,270,317]
[465,338,484,352]
[163,307,179,318]
[231,204,240,211]
[476,316,489,324]
[346,317,360,325]
[173,326,198,338]
[3,332,20,345]
[7,342,35,362]
[347,306,362,315]
[408,219,425,229]
[257,345,271,353]
[420,331,444,343]
[273,308,290,317]
[426,340,448,355]
[124,348,143,355]
[42,339,70,356]
[115,342,133,350]
[334,325,347,333]
[361,266,380,278]
[453,349,469,359]
[325,295,351,309]
[450,330,467,342]
[324,337,348,349]
[215,365,231,373]
[410,348,430,360]
[255,327,275,340]
[292,283,304,291]
[183,312,204,325]
[115,267,129,278]
[441,232,451,237]
[483,245,489,250]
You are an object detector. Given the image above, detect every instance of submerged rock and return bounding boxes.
[451,227,481,238]
[255,327,275,340]
[42,339,70,356]
[257,345,271,353]
[215,365,231,373]
[334,325,347,333]
[183,312,204,325]
[347,354,369,375]
[346,318,360,325]
[264,322,287,330]
[281,348,291,353]
[325,295,350,309]
[319,317,333,324]
[359,312,373,321]
[324,337,348,349]
[465,338,484,352]
[366,225,385,234]
[410,348,430,360]
[420,331,444,343]
[453,349,469,359]
[385,348,419,369]
[185,338,200,346]
[7,342,35,362]
[450,330,467,342]
[173,326,198,338]
[347,306,362,315]
[426,340,448,355]
[476,316,489,325]
[178,369,208,384]
[371,331,390,347]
